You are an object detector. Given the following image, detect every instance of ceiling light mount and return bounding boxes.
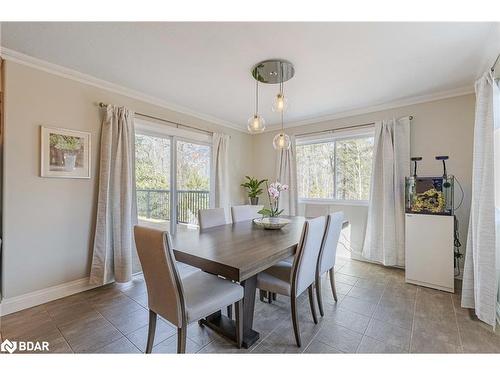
[251,59,295,84]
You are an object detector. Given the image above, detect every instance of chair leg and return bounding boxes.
[291,295,301,347]
[316,274,324,317]
[308,285,318,324]
[227,304,233,319]
[259,289,267,302]
[177,326,187,354]
[329,268,338,302]
[235,299,243,348]
[145,310,157,353]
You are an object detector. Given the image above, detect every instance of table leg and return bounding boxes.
[199,275,260,349]
[241,275,259,347]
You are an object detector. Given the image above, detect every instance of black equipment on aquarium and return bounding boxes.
[411,157,422,177]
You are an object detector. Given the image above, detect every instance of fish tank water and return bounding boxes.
[405,176,454,215]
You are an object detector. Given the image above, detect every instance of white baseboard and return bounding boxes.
[0,277,95,316]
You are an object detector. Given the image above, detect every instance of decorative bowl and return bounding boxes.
[253,217,291,230]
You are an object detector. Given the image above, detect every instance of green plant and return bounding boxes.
[50,134,82,152]
[240,176,267,199]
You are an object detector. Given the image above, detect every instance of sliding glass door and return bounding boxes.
[135,133,172,230]
[135,121,212,234]
[175,139,211,232]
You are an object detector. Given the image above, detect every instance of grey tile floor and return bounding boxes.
[2,258,500,354]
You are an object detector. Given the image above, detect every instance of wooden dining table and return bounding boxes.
[171,215,306,348]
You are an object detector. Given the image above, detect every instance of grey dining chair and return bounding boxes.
[231,204,264,223]
[198,208,227,228]
[257,216,327,347]
[278,203,328,271]
[315,212,344,316]
[198,207,234,318]
[304,203,330,218]
[134,225,244,353]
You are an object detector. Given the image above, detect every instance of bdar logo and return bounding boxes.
[1,339,17,354]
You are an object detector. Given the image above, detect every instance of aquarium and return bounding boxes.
[405,176,454,215]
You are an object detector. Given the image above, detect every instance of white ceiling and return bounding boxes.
[1,22,498,130]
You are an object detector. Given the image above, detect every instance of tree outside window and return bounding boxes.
[296,135,373,201]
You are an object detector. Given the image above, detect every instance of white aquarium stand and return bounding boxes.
[405,213,454,293]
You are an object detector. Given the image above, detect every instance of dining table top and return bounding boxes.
[171,215,306,282]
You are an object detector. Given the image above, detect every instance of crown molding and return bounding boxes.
[263,85,475,133]
[0,46,247,133]
[0,46,475,136]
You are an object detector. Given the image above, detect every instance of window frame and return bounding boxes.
[295,126,375,206]
[135,118,214,234]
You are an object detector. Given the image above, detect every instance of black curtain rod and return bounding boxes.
[98,102,214,136]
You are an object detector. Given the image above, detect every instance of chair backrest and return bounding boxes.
[304,204,330,218]
[198,208,226,229]
[231,205,264,223]
[134,225,184,327]
[317,212,344,275]
[291,216,327,296]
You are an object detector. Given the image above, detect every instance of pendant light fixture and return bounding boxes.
[272,65,288,113]
[250,59,294,149]
[247,78,266,134]
[272,108,291,150]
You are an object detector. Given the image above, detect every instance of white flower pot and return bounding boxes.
[63,153,77,171]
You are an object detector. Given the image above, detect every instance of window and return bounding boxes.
[176,140,211,226]
[135,134,171,225]
[134,119,212,233]
[296,129,374,202]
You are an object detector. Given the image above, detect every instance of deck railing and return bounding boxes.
[137,189,210,225]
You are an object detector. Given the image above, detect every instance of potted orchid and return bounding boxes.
[258,181,289,222]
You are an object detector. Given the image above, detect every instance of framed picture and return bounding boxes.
[40,126,91,179]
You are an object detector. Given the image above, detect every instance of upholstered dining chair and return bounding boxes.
[315,212,344,316]
[276,203,329,275]
[257,216,327,347]
[304,203,330,218]
[134,225,244,353]
[231,204,264,223]
[198,207,234,318]
[198,207,227,228]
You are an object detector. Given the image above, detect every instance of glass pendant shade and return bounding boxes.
[273,132,291,150]
[247,114,266,134]
[272,93,288,112]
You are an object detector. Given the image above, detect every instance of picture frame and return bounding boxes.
[40,126,91,179]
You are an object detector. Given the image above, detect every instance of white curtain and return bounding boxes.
[461,71,499,328]
[213,133,230,222]
[276,135,298,216]
[90,105,137,285]
[362,117,410,266]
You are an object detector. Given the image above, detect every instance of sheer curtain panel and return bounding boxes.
[362,117,410,266]
[461,71,499,328]
[276,135,298,216]
[213,133,230,223]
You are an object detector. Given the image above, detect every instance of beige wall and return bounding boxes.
[1,61,253,299]
[0,59,476,302]
[252,94,475,260]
